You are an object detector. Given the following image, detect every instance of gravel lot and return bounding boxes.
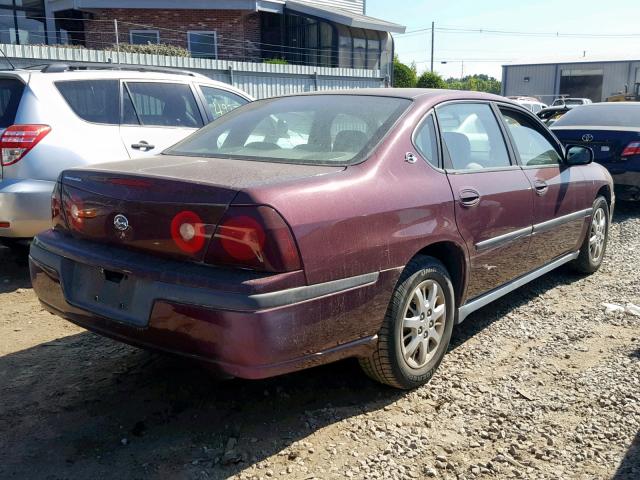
[0,204,638,480]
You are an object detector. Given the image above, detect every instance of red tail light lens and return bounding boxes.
[0,125,51,166]
[205,206,301,272]
[171,210,207,254]
[621,141,640,157]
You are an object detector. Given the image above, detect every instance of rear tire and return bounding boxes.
[571,196,609,274]
[359,256,455,389]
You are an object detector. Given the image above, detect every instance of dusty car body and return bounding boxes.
[29,89,614,389]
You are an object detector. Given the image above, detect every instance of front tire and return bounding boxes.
[571,196,609,274]
[359,256,455,389]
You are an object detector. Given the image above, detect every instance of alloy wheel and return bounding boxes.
[401,279,446,369]
[589,207,607,263]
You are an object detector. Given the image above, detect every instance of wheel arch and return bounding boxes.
[596,184,612,207]
[413,240,468,307]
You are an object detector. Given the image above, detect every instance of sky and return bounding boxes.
[366,0,640,80]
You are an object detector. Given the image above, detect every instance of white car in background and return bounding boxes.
[0,64,251,249]
[509,96,548,114]
[551,97,593,107]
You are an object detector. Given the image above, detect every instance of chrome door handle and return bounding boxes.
[459,188,481,207]
[534,180,549,196]
[131,141,155,151]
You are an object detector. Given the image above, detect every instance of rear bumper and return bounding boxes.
[29,230,398,379]
[0,178,54,238]
[601,158,640,200]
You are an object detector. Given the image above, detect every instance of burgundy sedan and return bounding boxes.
[29,89,613,389]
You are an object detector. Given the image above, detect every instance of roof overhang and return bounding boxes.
[286,1,406,33]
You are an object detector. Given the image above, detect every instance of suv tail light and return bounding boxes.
[621,141,640,158]
[0,125,51,166]
[205,206,301,273]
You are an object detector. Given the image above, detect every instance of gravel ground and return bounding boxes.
[0,204,638,480]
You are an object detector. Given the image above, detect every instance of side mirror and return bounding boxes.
[566,145,593,165]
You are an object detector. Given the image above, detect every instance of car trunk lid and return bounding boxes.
[58,155,342,262]
[552,127,640,164]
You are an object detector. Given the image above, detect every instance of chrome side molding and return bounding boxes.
[456,251,580,324]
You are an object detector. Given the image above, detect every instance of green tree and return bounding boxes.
[393,57,417,88]
[416,71,446,89]
[444,74,501,94]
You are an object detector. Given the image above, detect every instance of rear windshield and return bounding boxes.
[166,95,411,165]
[553,104,640,128]
[0,78,24,128]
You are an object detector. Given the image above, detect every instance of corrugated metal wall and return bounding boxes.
[503,60,640,102]
[502,64,557,102]
[0,44,385,99]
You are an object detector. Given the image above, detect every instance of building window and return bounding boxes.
[366,30,381,70]
[129,30,160,45]
[352,28,367,69]
[188,31,217,59]
[0,0,47,45]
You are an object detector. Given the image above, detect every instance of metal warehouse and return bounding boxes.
[501,56,640,103]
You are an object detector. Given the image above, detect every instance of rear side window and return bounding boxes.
[414,114,439,168]
[553,104,640,128]
[199,86,246,120]
[56,80,119,125]
[0,78,24,128]
[124,82,203,128]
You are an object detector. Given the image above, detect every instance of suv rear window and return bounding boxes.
[553,104,640,128]
[0,78,24,128]
[56,80,120,124]
[166,95,410,166]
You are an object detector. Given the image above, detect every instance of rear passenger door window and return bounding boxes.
[436,103,511,171]
[124,82,203,128]
[56,80,119,125]
[119,82,205,159]
[199,86,247,121]
[413,114,439,168]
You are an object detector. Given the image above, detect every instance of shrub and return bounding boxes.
[114,43,190,57]
[393,57,417,88]
[264,58,289,64]
[416,71,446,89]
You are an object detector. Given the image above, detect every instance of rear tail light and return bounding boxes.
[205,206,301,272]
[170,210,207,254]
[0,125,51,166]
[621,141,640,158]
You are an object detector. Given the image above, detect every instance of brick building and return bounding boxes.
[26,1,404,77]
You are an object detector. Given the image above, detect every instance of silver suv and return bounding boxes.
[0,64,251,247]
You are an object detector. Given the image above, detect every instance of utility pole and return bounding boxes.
[461,60,464,78]
[114,19,121,64]
[430,21,434,72]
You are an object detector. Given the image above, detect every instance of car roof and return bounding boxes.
[277,87,513,104]
[0,67,251,99]
[581,102,640,107]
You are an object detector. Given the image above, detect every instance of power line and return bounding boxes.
[435,25,640,39]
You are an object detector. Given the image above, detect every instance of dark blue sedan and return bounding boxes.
[552,103,640,201]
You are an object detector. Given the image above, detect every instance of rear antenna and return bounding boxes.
[0,47,15,70]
